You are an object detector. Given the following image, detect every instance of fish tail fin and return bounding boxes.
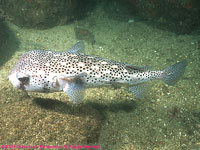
[162,60,187,86]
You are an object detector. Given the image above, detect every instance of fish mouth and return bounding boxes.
[8,72,25,90]
[19,83,26,90]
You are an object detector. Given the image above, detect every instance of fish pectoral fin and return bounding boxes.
[129,83,149,99]
[67,41,85,53]
[57,74,86,103]
[64,81,85,103]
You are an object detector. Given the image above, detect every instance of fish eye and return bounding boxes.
[18,77,29,83]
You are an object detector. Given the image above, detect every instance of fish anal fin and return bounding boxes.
[129,83,149,99]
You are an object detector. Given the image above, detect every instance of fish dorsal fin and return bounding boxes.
[55,73,87,103]
[67,41,85,53]
[125,65,152,71]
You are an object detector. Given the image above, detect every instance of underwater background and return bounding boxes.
[0,0,200,149]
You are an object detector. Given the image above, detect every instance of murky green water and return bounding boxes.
[0,1,200,150]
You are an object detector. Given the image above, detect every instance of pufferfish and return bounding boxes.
[9,41,187,102]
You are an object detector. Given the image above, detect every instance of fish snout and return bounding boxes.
[9,72,21,89]
[9,72,30,90]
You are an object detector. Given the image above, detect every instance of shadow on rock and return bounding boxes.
[87,100,137,114]
[0,98,103,145]
[34,97,137,111]
[33,97,137,121]
[32,98,104,118]
[0,19,19,66]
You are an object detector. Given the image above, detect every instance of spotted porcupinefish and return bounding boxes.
[9,41,187,102]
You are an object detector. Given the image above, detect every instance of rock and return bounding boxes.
[0,99,102,145]
[126,0,200,34]
[0,0,89,29]
[0,18,8,50]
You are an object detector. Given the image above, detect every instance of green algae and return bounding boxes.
[0,2,199,150]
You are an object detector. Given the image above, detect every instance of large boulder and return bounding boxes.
[0,99,102,145]
[127,0,200,34]
[0,18,7,50]
[0,0,89,29]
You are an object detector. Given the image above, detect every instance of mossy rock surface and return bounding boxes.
[0,99,102,145]
[0,0,88,29]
